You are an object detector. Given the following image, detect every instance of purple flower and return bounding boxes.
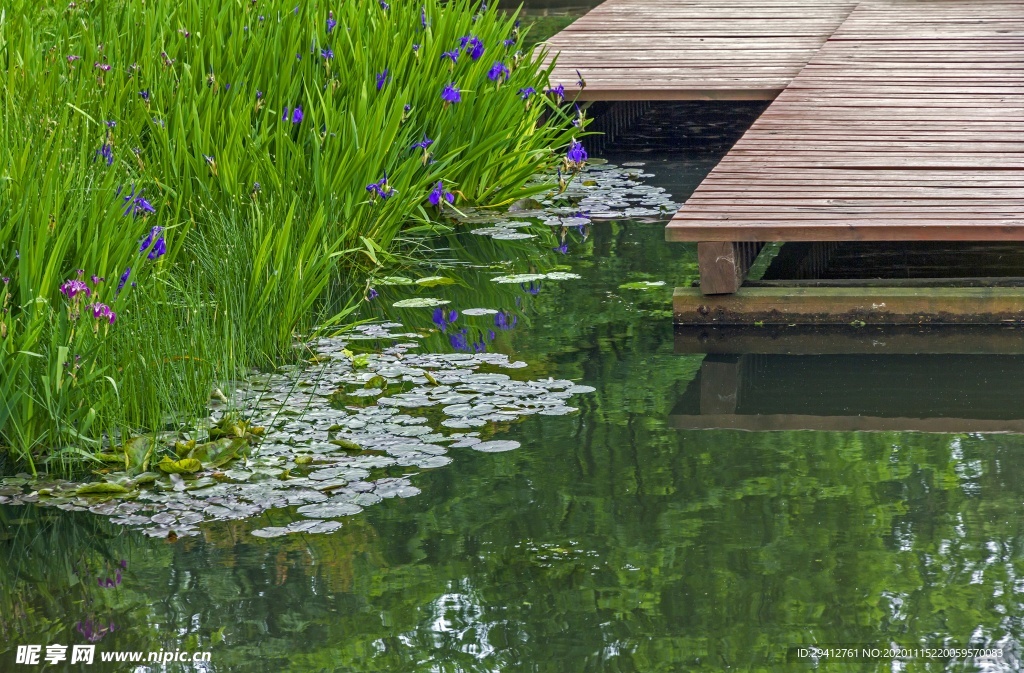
[412,43,420,53]
[139,226,162,252]
[367,288,378,301]
[518,87,536,99]
[104,120,116,128]
[124,189,156,217]
[441,83,461,104]
[379,0,389,9]
[366,172,396,200]
[95,143,114,166]
[147,237,166,260]
[428,181,454,207]
[411,134,433,150]
[376,70,389,90]
[67,55,81,63]
[117,268,131,293]
[94,62,111,72]
[487,62,509,82]
[326,12,336,33]
[566,139,587,166]
[441,50,459,65]
[521,281,541,295]
[283,106,303,123]
[495,311,517,330]
[553,242,569,254]
[503,38,516,48]
[459,35,484,60]
[2,277,9,284]
[421,6,427,28]
[256,90,263,99]
[90,303,116,324]
[59,279,90,299]
[546,84,565,103]
[321,47,334,60]
[90,275,105,285]
[449,329,469,351]
[139,89,150,101]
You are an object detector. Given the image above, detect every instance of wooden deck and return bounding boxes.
[666,1,1024,245]
[542,0,858,101]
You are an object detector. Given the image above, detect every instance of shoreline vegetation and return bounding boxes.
[0,0,584,475]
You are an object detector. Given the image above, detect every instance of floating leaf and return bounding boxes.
[544,272,581,281]
[415,276,456,287]
[376,276,414,286]
[461,308,498,316]
[76,482,131,496]
[491,273,546,284]
[392,298,450,308]
[296,501,363,518]
[157,457,203,474]
[472,440,521,453]
[618,281,666,290]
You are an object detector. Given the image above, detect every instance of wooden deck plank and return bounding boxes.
[541,0,858,100]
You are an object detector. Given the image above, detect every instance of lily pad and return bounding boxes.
[415,276,456,287]
[544,272,581,281]
[472,440,521,453]
[296,501,363,518]
[491,274,546,284]
[392,298,450,308]
[376,276,414,286]
[618,281,666,290]
[461,308,498,316]
[158,457,203,474]
[76,482,131,496]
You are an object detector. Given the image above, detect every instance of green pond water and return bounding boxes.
[4,149,1024,672]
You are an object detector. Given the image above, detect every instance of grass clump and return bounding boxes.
[0,0,582,473]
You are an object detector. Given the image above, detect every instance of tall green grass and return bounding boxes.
[0,0,581,472]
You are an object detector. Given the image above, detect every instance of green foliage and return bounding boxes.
[0,0,578,469]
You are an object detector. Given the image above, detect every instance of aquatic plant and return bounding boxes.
[0,0,583,472]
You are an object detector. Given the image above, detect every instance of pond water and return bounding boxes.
[4,134,1024,671]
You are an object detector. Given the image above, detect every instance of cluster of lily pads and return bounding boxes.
[0,323,593,539]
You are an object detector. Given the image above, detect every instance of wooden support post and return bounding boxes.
[699,355,743,415]
[698,241,764,295]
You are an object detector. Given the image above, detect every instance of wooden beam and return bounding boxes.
[674,285,1024,324]
[699,356,743,414]
[675,324,1024,354]
[697,241,765,295]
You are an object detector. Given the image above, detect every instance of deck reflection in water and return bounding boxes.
[673,326,1024,434]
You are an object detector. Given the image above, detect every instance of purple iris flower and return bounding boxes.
[421,7,427,27]
[376,70,389,90]
[366,172,395,200]
[367,288,378,301]
[487,62,509,82]
[441,50,459,65]
[553,242,569,254]
[117,268,131,293]
[428,181,454,206]
[282,106,303,123]
[94,62,111,72]
[124,189,156,218]
[503,38,516,48]
[91,275,105,285]
[327,12,336,33]
[546,84,565,103]
[139,226,161,252]
[67,55,80,63]
[566,139,587,165]
[379,0,389,9]
[441,83,461,104]
[90,303,117,324]
[411,134,433,150]
[459,35,484,60]
[96,143,114,166]
[59,279,91,299]
[147,237,166,260]
[412,43,420,53]
[518,87,536,99]
[104,120,116,128]
[321,47,334,59]
[433,307,458,331]
[139,89,150,101]
[521,281,541,295]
